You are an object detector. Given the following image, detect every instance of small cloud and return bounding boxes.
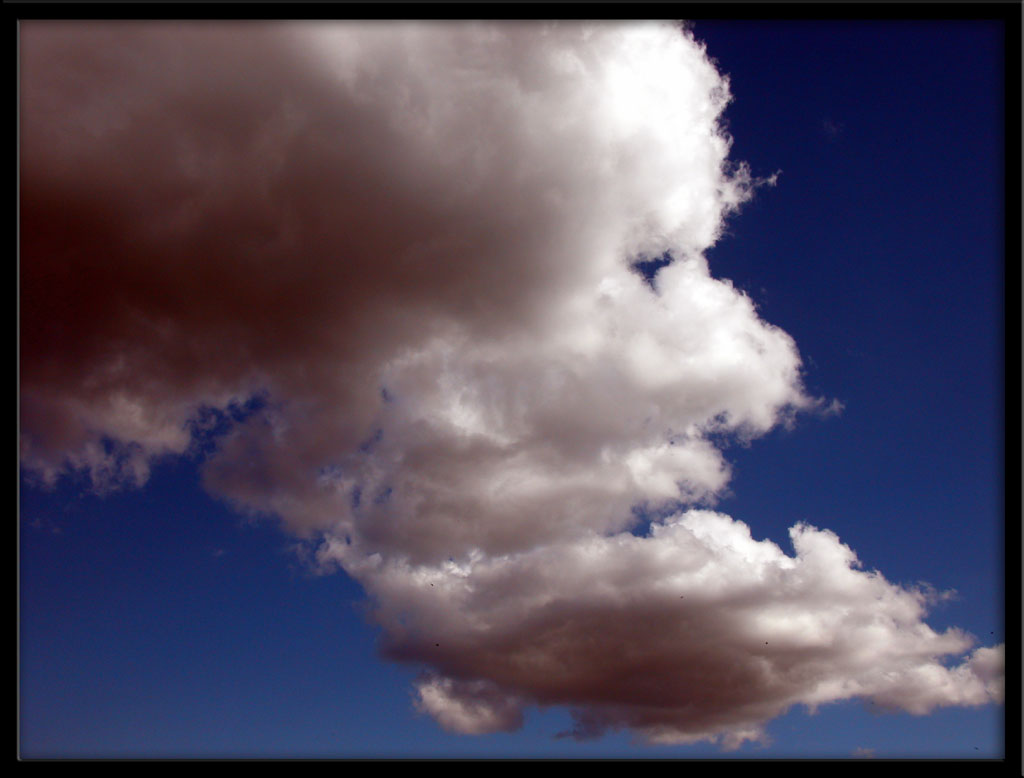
[26,515,63,535]
[822,118,845,140]
[759,169,782,188]
[812,397,845,418]
[414,675,524,735]
[852,747,875,759]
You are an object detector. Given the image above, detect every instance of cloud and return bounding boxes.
[321,512,1002,747]
[821,118,845,140]
[19,20,1002,747]
[414,676,525,735]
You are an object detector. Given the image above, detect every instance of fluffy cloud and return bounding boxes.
[19,20,1002,746]
[320,512,1000,747]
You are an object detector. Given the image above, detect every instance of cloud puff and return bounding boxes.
[320,512,1002,747]
[19,20,1002,746]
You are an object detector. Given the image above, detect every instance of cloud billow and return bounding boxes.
[19,20,1002,747]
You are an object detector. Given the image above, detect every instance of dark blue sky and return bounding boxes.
[20,17,1012,759]
[694,17,1005,639]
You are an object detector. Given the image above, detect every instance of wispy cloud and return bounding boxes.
[822,117,845,140]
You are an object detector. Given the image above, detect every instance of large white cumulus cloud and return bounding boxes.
[323,513,1002,747]
[19,20,1002,747]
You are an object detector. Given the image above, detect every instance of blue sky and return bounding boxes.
[19,17,1011,759]
[693,17,1006,652]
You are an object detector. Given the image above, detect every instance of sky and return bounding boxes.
[18,16,1011,759]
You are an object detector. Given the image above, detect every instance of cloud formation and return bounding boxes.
[325,513,1003,747]
[20,20,1002,747]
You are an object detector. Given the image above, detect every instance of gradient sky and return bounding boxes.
[19,14,1012,760]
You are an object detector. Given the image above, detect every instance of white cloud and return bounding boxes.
[320,511,1001,745]
[414,676,525,735]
